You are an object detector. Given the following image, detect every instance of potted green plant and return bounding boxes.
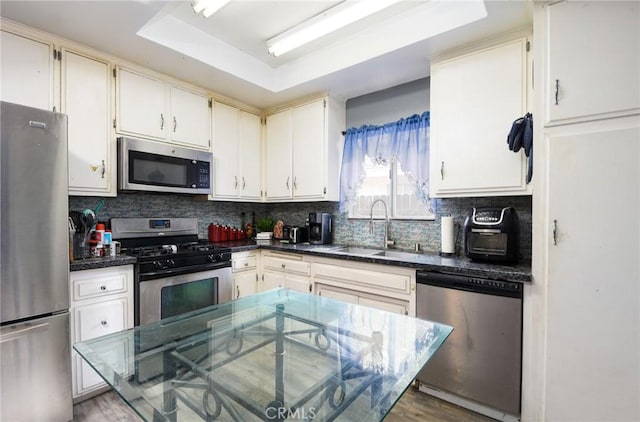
[255,217,275,240]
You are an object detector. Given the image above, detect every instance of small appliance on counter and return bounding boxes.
[309,212,332,244]
[464,206,520,263]
[289,226,309,244]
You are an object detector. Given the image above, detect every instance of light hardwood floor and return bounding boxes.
[73,384,496,422]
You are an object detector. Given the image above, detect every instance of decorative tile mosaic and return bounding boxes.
[70,194,532,261]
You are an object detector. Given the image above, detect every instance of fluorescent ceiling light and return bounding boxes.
[267,0,402,57]
[192,0,231,18]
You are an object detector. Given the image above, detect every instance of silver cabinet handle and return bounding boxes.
[286,177,290,189]
[440,161,445,180]
[101,160,105,179]
[553,219,558,245]
[234,176,238,189]
[236,285,240,300]
[160,113,164,130]
[555,79,559,105]
[173,116,177,132]
[242,177,246,190]
[293,176,297,190]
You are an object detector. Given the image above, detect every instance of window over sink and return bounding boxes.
[340,112,434,220]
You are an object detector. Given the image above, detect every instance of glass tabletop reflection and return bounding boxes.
[74,288,452,422]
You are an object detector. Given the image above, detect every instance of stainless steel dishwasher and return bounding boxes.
[416,271,523,417]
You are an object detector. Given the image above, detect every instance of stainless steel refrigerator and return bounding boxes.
[0,101,73,421]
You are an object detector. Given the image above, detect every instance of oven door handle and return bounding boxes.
[139,262,231,281]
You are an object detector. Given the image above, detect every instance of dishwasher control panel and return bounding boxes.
[416,271,523,298]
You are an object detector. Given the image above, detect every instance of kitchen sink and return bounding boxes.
[329,246,381,255]
[372,250,418,260]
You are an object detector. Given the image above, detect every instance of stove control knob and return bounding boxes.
[153,261,163,270]
[168,259,176,267]
[207,254,222,262]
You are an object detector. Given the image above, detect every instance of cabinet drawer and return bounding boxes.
[73,298,127,342]
[233,255,257,272]
[263,254,310,275]
[313,263,410,294]
[72,271,128,301]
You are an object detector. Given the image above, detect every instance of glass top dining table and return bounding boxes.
[74,288,452,422]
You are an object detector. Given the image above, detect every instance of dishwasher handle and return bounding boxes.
[416,271,522,298]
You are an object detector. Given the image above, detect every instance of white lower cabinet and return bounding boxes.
[316,284,409,315]
[232,251,260,299]
[69,265,133,401]
[261,251,312,293]
[312,257,416,316]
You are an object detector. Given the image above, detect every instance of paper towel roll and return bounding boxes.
[441,216,455,254]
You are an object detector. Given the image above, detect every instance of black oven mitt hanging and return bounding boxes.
[507,113,533,183]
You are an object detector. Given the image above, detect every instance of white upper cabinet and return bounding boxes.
[169,86,210,149]
[429,36,531,198]
[211,101,261,200]
[0,30,55,111]
[545,1,640,125]
[238,111,262,199]
[265,97,345,202]
[61,48,115,196]
[116,67,166,140]
[292,100,325,199]
[265,109,293,200]
[116,66,211,149]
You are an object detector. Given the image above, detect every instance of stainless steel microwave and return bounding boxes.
[118,137,213,194]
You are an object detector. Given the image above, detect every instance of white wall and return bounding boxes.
[346,77,430,128]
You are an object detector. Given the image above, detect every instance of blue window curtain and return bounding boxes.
[339,111,431,211]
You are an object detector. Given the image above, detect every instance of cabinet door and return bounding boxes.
[169,86,210,149]
[62,49,113,196]
[239,111,262,200]
[233,271,258,300]
[0,30,54,110]
[358,296,407,315]
[265,110,292,200]
[317,285,358,304]
[284,274,311,294]
[544,124,639,421]
[117,67,166,139]
[212,101,240,198]
[262,271,285,291]
[430,38,528,197]
[292,100,325,199]
[546,2,640,124]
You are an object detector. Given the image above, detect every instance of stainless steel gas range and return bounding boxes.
[111,218,233,326]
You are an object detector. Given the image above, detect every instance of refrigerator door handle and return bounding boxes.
[0,322,49,343]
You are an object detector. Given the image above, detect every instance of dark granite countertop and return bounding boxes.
[68,241,531,282]
[70,255,137,272]
[217,240,532,283]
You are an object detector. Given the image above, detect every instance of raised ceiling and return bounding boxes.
[0,1,532,109]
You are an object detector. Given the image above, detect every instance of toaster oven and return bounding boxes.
[464,207,520,263]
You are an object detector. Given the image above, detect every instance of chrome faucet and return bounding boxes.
[369,199,395,249]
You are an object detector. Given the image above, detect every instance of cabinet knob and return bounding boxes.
[101,320,107,326]
[244,262,248,267]
[281,264,286,269]
[100,285,107,291]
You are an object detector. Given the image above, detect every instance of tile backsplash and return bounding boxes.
[70,194,531,261]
